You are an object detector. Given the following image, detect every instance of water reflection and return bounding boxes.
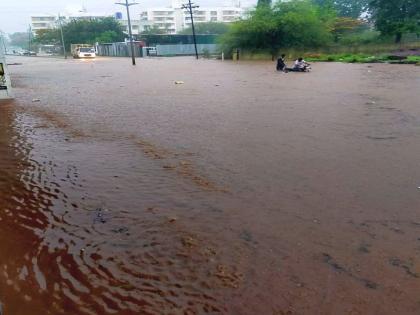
[3,57,420,315]
[0,104,246,315]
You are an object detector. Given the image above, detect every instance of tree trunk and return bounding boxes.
[395,32,402,43]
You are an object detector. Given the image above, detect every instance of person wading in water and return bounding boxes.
[276,54,287,72]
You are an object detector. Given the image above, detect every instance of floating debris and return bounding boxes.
[93,208,109,224]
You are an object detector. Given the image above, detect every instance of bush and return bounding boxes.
[202,48,211,59]
[305,53,420,64]
[338,30,383,45]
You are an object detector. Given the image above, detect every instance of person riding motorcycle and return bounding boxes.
[293,58,310,72]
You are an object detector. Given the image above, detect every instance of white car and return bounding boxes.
[74,47,96,59]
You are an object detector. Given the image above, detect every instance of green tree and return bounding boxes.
[220,5,282,59]
[257,0,272,7]
[313,0,369,18]
[276,0,334,48]
[34,29,61,45]
[140,25,170,35]
[95,30,120,43]
[332,17,364,41]
[178,22,230,35]
[221,0,334,59]
[64,17,125,46]
[369,0,420,43]
[334,0,369,18]
[34,17,125,50]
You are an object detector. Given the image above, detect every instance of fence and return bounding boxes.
[155,44,219,56]
[96,42,143,57]
[136,34,217,45]
[96,42,219,57]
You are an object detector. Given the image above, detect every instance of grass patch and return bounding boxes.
[305,53,420,64]
[406,55,420,62]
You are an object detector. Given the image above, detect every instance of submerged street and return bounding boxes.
[1,56,420,314]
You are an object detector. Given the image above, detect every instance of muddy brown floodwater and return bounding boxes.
[0,56,420,315]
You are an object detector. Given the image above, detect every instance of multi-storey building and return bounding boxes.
[30,12,141,36]
[183,7,244,28]
[30,1,247,37]
[140,0,246,34]
[118,19,142,36]
[140,8,181,34]
[30,14,58,33]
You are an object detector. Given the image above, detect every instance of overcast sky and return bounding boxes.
[0,0,257,34]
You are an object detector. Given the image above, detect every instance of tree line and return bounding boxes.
[221,0,419,57]
[34,18,126,51]
[7,18,125,51]
[7,0,419,55]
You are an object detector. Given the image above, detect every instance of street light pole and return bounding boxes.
[28,25,32,52]
[0,31,7,54]
[116,0,138,66]
[58,14,67,59]
[182,0,199,60]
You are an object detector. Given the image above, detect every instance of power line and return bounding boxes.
[181,0,199,60]
[28,25,32,51]
[115,0,139,66]
[58,14,67,59]
[0,31,7,54]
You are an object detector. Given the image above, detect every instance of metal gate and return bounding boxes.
[0,50,13,99]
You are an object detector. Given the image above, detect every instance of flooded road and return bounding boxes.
[1,56,420,314]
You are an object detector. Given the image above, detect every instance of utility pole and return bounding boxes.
[115,0,138,66]
[28,25,32,52]
[0,31,7,54]
[58,14,67,59]
[181,0,199,60]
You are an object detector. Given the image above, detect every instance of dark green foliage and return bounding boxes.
[306,53,420,64]
[337,29,382,45]
[369,0,420,43]
[313,0,369,18]
[257,0,272,7]
[94,31,121,43]
[220,0,334,58]
[34,17,125,49]
[178,22,230,35]
[137,34,217,45]
[141,25,169,35]
[334,0,369,18]
[34,29,61,45]
[332,17,365,42]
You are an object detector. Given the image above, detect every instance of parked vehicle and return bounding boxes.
[144,47,157,56]
[21,50,37,56]
[71,44,96,59]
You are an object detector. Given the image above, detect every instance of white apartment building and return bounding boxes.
[30,13,142,36]
[183,7,244,28]
[119,20,142,36]
[30,14,58,33]
[140,0,246,34]
[30,1,246,37]
[140,9,180,34]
